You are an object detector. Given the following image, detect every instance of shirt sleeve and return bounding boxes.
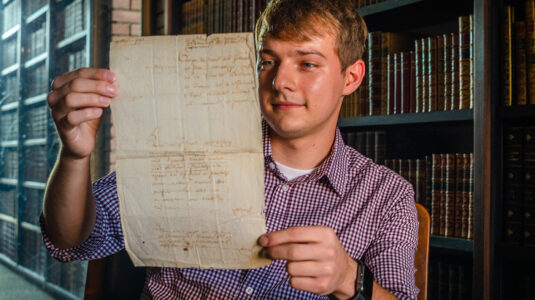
[363,188,419,300]
[40,171,124,262]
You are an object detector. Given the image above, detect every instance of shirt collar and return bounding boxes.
[262,119,348,196]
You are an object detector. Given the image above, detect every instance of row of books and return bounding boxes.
[25,65,48,98]
[341,130,386,165]
[181,0,268,34]
[0,189,16,217]
[428,259,472,299]
[25,104,48,140]
[387,153,474,239]
[2,0,20,33]
[0,219,16,262]
[62,0,84,39]
[0,110,18,141]
[2,38,18,69]
[67,49,86,73]
[502,2,535,106]
[24,0,47,17]
[26,20,47,60]
[340,15,474,118]
[2,75,18,104]
[0,148,18,179]
[503,126,535,247]
[355,0,388,8]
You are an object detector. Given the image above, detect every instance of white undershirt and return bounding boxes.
[274,161,315,181]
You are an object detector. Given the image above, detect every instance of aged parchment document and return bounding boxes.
[109,33,270,269]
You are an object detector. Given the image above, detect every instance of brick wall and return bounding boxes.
[108,0,142,171]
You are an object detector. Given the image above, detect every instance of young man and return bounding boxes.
[42,0,418,299]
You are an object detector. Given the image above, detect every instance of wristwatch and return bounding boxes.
[328,259,373,300]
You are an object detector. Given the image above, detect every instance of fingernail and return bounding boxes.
[259,235,268,246]
[100,96,111,105]
[105,71,116,82]
[107,85,117,94]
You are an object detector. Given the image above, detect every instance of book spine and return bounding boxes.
[410,51,416,113]
[455,153,464,238]
[523,126,535,246]
[374,131,386,165]
[469,15,474,109]
[415,40,422,113]
[368,32,382,116]
[467,153,474,239]
[526,0,535,104]
[416,159,426,205]
[439,154,447,236]
[516,21,528,105]
[451,33,460,110]
[443,34,452,111]
[444,154,456,237]
[459,15,471,109]
[356,132,366,154]
[394,53,402,115]
[427,37,437,112]
[409,159,417,196]
[387,54,394,114]
[360,54,369,116]
[366,131,376,161]
[437,35,446,111]
[502,6,514,106]
[422,39,429,112]
[431,154,442,235]
[425,155,432,212]
[401,52,411,113]
[503,126,524,245]
[381,33,391,115]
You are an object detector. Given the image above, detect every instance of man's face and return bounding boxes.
[257,33,348,141]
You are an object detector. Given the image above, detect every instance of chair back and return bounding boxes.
[414,203,430,300]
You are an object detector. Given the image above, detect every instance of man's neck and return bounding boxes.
[270,128,336,170]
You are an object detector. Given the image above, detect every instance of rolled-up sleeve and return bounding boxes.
[364,189,419,300]
[40,171,124,262]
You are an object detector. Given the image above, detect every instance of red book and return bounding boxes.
[394,53,402,114]
[387,54,394,115]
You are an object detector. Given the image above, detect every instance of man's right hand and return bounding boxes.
[47,68,117,160]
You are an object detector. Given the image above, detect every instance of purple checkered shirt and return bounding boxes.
[41,122,419,299]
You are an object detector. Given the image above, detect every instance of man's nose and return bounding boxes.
[271,61,296,92]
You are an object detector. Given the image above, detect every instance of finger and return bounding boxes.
[264,243,323,261]
[261,226,333,247]
[290,276,331,295]
[287,261,336,277]
[48,78,117,107]
[51,68,115,90]
[60,107,104,129]
[52,92,111,119]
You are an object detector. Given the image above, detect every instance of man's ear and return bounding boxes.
[342,59,366,96]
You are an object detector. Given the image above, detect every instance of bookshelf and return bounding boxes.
[0,0,95,298]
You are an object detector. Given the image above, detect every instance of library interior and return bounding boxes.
[0,0,533,299]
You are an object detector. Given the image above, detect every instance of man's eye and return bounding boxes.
[302,62,316,68]
[262,60,274,66]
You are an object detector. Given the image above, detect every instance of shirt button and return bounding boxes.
[269,162,275,169]
[245,286,254,295]
[281,184,289,192]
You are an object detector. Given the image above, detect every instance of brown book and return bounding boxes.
[526,0,535,104]
[422,39,429,112]
[392,159,400,176]
[409,51,416,113]
[459,15,472,109]
[387,54,394,114]
[523,127,535,246]
[463,153,474,239]
[515,21,528,105]
[431,154,442,235]
[427,37,438,112]
[401,159,410,182]
[503,6,514,106]
[468,153,474,239]
[359,54,369,116]
[394,53,402,114]
[450,33,460,110]
[401,52,411,113]
[439,154,447,236]
[443,34,452,110]
[436,35,446,111]
[454,153,464,237]
[425,155,432,212]
[444,154,456,237]
[415,159,426,205]
[415,39,423,113]
[368,32,382,116]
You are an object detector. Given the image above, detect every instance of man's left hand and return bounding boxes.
[260,226,358,299]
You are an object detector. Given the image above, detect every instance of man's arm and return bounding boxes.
[42,68,117,249]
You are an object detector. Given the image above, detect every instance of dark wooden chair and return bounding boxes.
[414,203,430,300]
[84,204,431,300]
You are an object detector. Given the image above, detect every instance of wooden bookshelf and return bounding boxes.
[430,235,474,253]
[498,105,535,121]
[338,109,473,128]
